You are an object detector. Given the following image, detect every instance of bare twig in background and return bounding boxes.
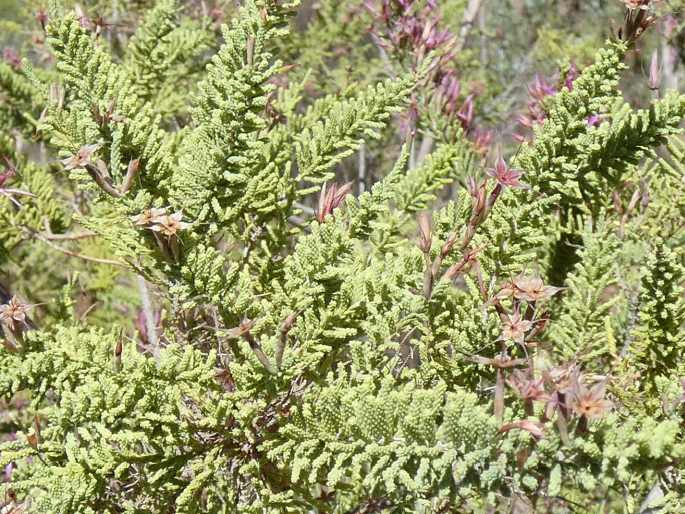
[456,0,484,53]
[29,229,127,267]
[137,276,159,358]
[358,142,366,194]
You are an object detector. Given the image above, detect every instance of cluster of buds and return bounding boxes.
[514,65,579,142]
[417,157,526,300]
[131,207,190,261]
[429,65,493,153]
[2,48,21,70]
[462,156,526,248]
[619,0,658,43]
[316,182,353,223]
[366,0,454,64]
[74,6,120,38]
[366,1,493,153]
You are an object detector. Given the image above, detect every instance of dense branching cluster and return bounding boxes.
[1,1,684,513]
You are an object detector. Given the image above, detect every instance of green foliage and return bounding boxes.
[1,1,684,513]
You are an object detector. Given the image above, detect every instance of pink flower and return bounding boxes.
[486,157,526,189]
[586,114,601,127]
[2,48,21,70]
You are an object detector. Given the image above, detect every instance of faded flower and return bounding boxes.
[507,370,549,402]
[512,275,563,302]
[0,296,32,331]
[500,310,533,344]
[148,211,190,237]
[570,378,612,420]
[417,212,432,253]
[131,207,168,227]
[499,419,545,440]
[61,144,100,171]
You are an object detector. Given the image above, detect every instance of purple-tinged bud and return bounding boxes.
[2,48,21,70]
[457,95,474,130]
[417,212,432,253]
[316,182,353,223]
[564,63,579,91]
[648,50,660,91]
[35,9,49,30]
[586,114,601,127]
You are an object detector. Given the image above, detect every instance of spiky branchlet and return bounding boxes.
[548,223,620,365]
[1,1,685,512]
[629,241,685,392]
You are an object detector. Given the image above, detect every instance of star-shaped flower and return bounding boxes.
[0,296,32,331]
[486,157,526,189]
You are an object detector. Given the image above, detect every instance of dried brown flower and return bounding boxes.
[500,310,533,344]
[570,377,612,420]
[507,370,549,402]
[148,212,190,237]
[60,144,100,171]
[510,275,563,302]
[130,207,168,227]
[0,296,32,331]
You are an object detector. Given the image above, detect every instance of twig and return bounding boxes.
[29,229,127,267]
[243,332,276,374]
[455,0,483,53]
[42,219,96,241]
[358,143,366,194]
[85,163,124,198]
[137,276,159,358]
[275,311,300,369]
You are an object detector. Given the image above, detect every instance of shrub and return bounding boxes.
[1,1,684,512]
